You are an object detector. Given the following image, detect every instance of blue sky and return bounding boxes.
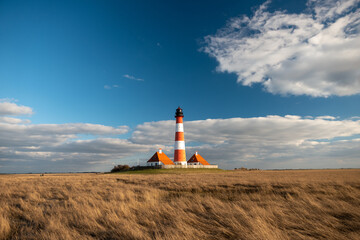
[1,0,360,173]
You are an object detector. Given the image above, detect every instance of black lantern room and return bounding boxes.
[175,106,184,117]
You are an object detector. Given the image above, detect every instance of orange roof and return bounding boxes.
[187,153,210,165]
[147,151,174,165]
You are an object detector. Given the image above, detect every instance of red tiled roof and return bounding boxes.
[147,152,174,165]
[187,153,210,165]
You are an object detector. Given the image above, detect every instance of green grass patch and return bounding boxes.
[110,168,225,175]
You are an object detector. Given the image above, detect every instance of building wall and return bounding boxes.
[147,161,163,166]
[188,162,201,165]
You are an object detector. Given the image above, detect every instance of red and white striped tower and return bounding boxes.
[174,106,187,165]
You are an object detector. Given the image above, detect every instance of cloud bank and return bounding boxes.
[0,101,147,173]
[203,0,360,97]
[132,115,360,169]
[1,101,359,172]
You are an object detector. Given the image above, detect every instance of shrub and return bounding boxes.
[111,165,130,172]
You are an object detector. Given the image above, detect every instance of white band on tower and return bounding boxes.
[174,141,185,150]
[176,123,184,132]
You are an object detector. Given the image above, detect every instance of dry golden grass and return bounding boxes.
[0,169,359,240]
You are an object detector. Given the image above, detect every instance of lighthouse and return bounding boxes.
[174,106,187,165]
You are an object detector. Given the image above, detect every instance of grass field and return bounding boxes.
[0,169,359,239]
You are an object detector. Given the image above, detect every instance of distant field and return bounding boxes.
[0,169,359,239]
[111,168,225,174]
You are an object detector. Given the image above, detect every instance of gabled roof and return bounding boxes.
[147,151,174,165]
[187,153,210,165]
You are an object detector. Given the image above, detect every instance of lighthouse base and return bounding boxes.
[174,161,187,166]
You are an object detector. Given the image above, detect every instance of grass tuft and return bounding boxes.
[0,214,10,240]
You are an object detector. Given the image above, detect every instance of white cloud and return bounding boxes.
[0,121,146,172]
[131,120,174,145]
[0,100,151,172]
[104,84,120,90]
[0,122,129,147]
[133,116,360,145]
[0,102,33,116]
[0,98,17,103]
[0,117,31,124]
[203,0,360,97]
[316,115,337,120]
[123,74,144,81]
[45,138,150,154]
